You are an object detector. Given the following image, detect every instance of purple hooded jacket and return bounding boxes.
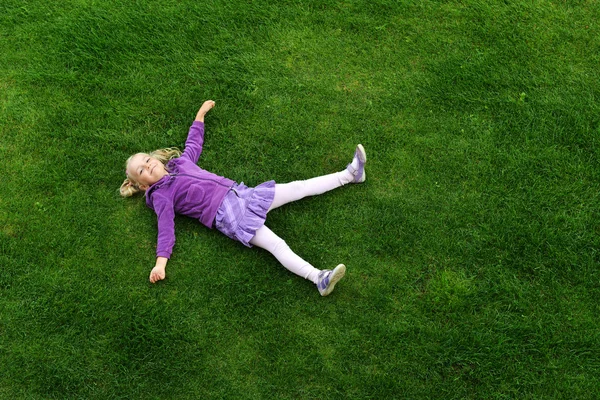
[145,121,235,258]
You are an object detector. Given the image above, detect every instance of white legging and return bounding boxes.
[249,170,353,283]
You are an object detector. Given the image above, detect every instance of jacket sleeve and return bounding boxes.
[152,192,177,259]
[181,121,205,164]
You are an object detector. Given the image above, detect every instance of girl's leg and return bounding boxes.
[269,172,348,212]
[269,144,366,211]
[250,225,320,283]
[250,225,346,296]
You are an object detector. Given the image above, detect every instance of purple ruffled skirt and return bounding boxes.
[215,180,276,247]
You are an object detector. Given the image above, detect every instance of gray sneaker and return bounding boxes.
[346,144,367,183]
[317,264,346,296]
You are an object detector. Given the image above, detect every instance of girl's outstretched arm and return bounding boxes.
[181,100,216,163]
[150,257,168,283]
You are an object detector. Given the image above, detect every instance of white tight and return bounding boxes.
[269,171,352,211]
[250,225,320,283]
[249,170,353,283]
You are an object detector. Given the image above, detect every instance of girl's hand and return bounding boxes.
[150,257,168,283]
[149,265,166,283]
[195,100,216,122]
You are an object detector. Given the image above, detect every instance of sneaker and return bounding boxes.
[346,144,367,183]
[317,264,346,296]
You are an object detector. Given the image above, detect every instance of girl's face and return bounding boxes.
[126,153,168,190]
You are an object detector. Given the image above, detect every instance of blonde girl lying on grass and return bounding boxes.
[120,100,366,296]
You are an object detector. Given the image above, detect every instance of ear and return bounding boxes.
[139,184,149,191]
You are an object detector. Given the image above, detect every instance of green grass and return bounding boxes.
[1,0,599,398]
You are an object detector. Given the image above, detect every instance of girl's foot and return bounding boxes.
[317,264,346,296]
[346,144,367,183]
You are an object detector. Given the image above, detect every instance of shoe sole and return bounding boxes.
[356,144,367,183]
[321,264,346,296]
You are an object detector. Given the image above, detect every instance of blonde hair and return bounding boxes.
[119,147,182,197]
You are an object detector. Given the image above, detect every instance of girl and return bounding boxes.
[120,100,366,296]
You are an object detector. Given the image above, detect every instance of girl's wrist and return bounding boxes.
[155,256,168,268]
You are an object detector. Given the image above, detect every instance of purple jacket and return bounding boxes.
[145,121,235,258]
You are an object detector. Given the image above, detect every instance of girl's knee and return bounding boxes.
[271,237,290,256]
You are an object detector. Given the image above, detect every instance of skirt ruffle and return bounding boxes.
[215,180,276,247]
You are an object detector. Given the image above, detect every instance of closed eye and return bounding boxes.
[140,158,151,175]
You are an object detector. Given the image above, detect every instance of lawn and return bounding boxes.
[1,0,599,398]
